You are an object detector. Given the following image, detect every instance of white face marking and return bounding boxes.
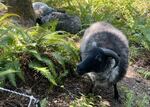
[111,59,116,68]
[92,41,97,47]
[109,66,119,82]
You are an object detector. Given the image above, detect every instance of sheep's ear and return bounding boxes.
[95,54,102,62]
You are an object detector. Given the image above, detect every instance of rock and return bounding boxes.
[39,11,82,34]
[135,78,141,83]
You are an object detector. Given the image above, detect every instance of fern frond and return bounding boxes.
[29,62,57,85]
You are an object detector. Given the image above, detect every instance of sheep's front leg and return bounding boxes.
[89,82,97,94]
[113,83,119,100]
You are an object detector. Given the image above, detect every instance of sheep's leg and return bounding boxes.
[89,83,96,94]
[89,80,96,94]
[113,83,119,100]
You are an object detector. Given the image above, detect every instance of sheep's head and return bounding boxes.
[76,47,120,75]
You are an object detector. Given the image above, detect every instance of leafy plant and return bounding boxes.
[137,67,150,79]
[121,86,150,107]
[0,13,79,87]
[70,94,96,107]
[125,90,134,107]
[43,0,150,50]
[136,95,150,107]
[40,98,48,107]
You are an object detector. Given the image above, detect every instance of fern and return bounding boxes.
[0,15,79,87]
[0,60,23,87]
[51,52,65,70]
[137,68,150,79]
[40,98,48,107]
[29,62,57,86]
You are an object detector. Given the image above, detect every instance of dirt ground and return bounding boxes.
[46,66,150,107]
[0,65,150,107]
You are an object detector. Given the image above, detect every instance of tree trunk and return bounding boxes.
[6,0,36,27]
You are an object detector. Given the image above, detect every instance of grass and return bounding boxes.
[137,67,150,79]
[70,94,104,107]
[69,85,150,107]
[121,86,149,107]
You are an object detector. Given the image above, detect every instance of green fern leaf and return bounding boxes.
[28,50,42,61]
[40,98,48,107]
[29,62,57,85]
[28,49,57,77]
[0,69,19,77]
[0,13,19,23]
[51,52,65,70]
[41,57,57,78]
[62,42,79,61]
[7,73,16,87]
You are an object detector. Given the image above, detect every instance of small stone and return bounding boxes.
[136,79,141,83]
[54,100,58,103]
[25,89,32,94]
[70,95,75,100]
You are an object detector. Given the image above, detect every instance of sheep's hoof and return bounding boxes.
[114,95,122,104]
[114,94,119,100]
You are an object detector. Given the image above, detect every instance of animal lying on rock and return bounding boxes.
[76,21,129,99]
[32,2,82,34]
[38,12,82,34]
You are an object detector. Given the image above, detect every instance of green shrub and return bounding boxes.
[0,13,79,87]
[137,67,150,79]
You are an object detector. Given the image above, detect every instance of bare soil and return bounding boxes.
[46,66,150,107]
[0,65,150,107]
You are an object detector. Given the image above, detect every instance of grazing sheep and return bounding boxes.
[76,22,129,99]
[32,2,82,34]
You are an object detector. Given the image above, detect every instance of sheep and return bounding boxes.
[36,11,81,34]
[76,22,129,100]
[52,12,82,34]
[32,2,56,19]
[32,2,82,34]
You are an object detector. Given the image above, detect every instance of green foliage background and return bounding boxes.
[40,0,150,50]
